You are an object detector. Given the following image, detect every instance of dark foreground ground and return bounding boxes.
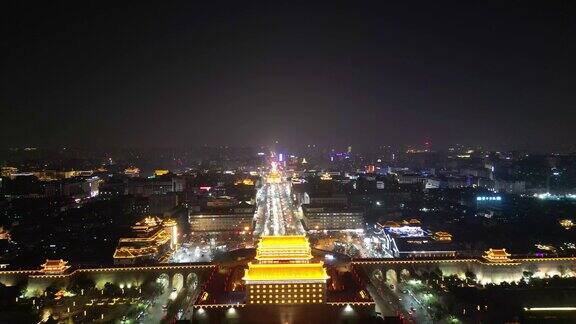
[191,304,398,324]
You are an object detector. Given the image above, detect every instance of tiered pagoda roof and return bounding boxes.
[244,235,328,284]
[40,259,70,274]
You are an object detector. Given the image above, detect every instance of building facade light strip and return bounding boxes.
[524,307,576,312]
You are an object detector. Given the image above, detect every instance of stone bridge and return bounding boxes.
[0,263,216,296]
[353,257,576,286]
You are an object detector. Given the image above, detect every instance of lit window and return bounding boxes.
[300,300,303,303]
[257,300,260,304]
[300,294,303,298]
[288,300,292,303]
[313,294,316,298]
[306,300,310,303]
[306,289,310,292]
[312,299,316,303]
[306,284,310,287]
[300,285,303,287]
[306,294,309,298]
[275,299,279,303]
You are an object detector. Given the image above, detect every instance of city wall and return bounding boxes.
[0,263,216,297]
[354,257,576,284]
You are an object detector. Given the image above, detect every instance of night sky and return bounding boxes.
[1,1,575,151]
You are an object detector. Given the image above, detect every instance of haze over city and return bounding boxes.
[2,2,575,150]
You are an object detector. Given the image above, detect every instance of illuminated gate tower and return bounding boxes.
[243,235,329,305]
[266,161,282,183]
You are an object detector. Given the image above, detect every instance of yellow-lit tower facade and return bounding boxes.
[243,235,329,305]
[266,161,282,183]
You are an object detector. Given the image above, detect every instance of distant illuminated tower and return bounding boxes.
[320,172,332,180]
[482,248,514,263]
[40,259,70,274]
[267,162,281,183]
[123,167,140,177]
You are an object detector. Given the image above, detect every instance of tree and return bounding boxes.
[12,279,29,298]
[68,274,95,294]
[464,270,476,283]
[44,284,59,297]
[558,265,567,277]
[45,317,58,324]
[142,280,164,297]
[432,267,443,280]
[103,282,120,296]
